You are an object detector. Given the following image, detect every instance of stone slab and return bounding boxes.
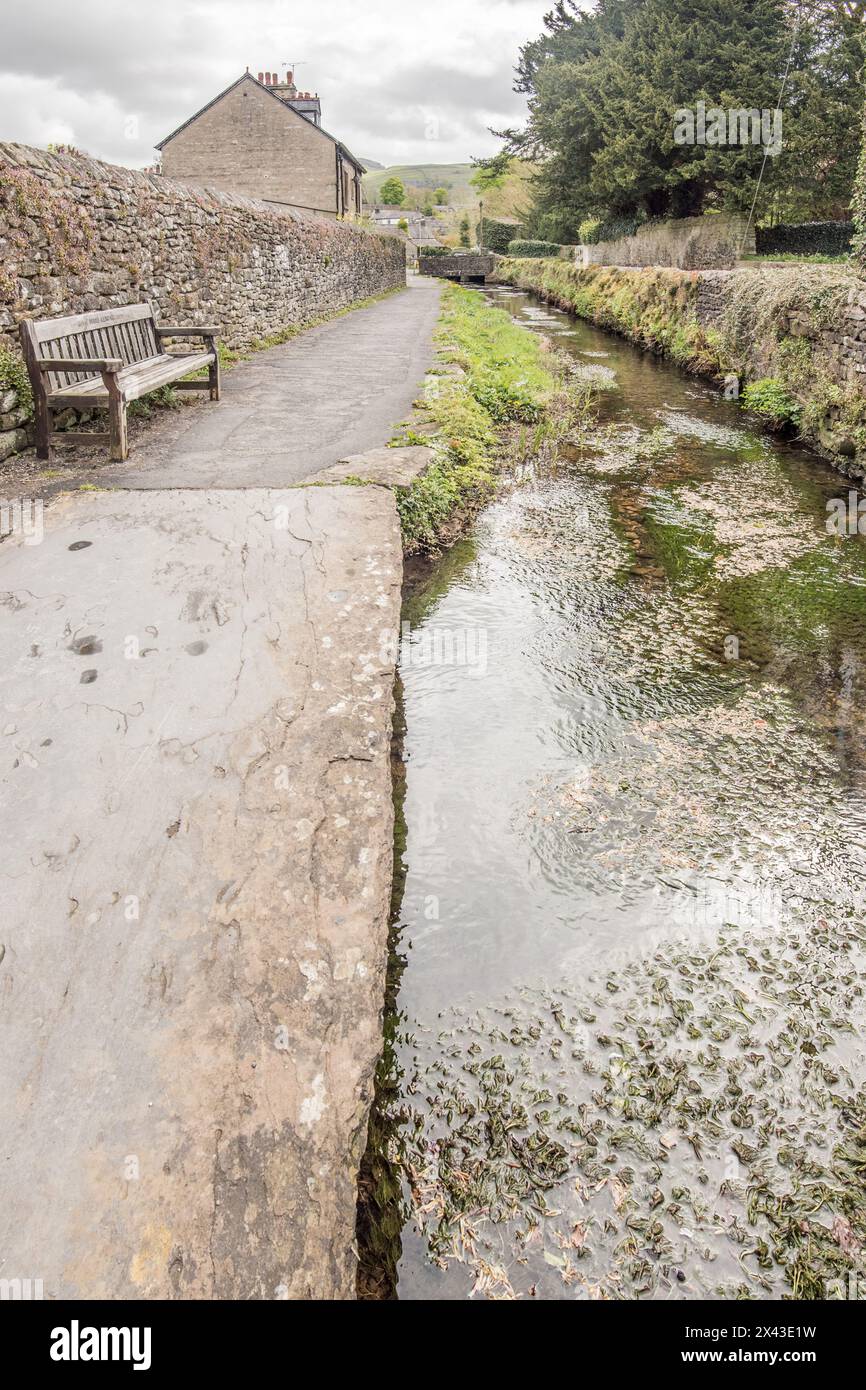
[303,444,434,488]
[0,484,401,1299]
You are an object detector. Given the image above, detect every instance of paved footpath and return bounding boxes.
[0,275,441,1299]
[102,277,442,489]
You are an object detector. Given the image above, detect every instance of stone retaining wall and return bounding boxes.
[0,143,406,463]
[697,267,866,390]
[577,214,754,270]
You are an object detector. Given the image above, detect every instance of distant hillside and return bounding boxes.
[362,163,478,207]
[362,161,535,225]
[360,158,385,171]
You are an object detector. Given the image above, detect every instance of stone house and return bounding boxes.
[157,70,365,219]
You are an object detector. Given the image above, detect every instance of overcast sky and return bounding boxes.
[0,0,549,170]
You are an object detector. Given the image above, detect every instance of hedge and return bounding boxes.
[478,217,523,254]
[507,239,561,258]
[755,221,853,257]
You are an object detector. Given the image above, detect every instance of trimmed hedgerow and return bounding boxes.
[756,222,853,257]
[478,218,524,254]
[507,239,561,258]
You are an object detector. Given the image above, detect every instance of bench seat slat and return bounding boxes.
[46,351,214,406]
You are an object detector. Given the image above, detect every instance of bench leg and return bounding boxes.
[34,393,52,462]
[107,391,128,461]
[208,350,221,402]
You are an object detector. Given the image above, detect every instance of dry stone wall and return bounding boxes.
[0,143,406,462]
[697,268,866,391]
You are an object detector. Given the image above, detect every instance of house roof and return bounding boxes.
[156,72,366,173]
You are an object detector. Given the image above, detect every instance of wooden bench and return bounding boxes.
[19,304,221,462]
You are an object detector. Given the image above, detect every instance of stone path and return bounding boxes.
[0,275,441,1299]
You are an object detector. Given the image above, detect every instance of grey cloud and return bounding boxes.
[0,0,537,166]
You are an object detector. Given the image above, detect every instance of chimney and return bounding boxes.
[258,71,264,83]
[286,70,293,86]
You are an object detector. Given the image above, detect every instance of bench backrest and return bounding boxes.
[20,304,160,393]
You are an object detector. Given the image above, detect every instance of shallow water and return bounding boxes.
[363,287,866,1301]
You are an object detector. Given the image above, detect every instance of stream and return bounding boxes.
[360,285,866,1301]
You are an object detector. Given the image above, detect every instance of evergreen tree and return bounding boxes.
[491,0,864,240]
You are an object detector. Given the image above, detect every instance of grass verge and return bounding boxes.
[391,282,592,554]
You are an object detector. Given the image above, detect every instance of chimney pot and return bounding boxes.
[258,71,264,83]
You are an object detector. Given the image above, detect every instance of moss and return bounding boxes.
[718,550,866,668]
[0,345,33,416]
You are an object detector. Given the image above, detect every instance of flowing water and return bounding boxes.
[360,286,866,1302]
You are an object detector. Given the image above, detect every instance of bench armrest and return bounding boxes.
[36,357,123,373]
[155,326,220,338]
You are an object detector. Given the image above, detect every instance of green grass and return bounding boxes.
[392,282,588,553]
[0,344,33,415]
[742,253,851,265]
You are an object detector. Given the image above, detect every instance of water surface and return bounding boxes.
[365,287,866,1301]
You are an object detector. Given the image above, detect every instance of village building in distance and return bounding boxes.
[157,69,364,219]
[369,205,443,255]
